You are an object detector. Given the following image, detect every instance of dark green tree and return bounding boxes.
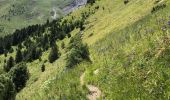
[0,46,4,54]
[48,44,60,63]
[26,47,42,62]
[5,41,11,51]
[0,74,16,100]
[42,34,49,51]
[9,63,29,92]
[5,56,14,72]
[15,49,23,63]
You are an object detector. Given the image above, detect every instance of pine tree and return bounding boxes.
[0,46,4,54]
[0,74,16,100]
[5,41,11,51]
[9,63,29,92]
[48,44,60,63]
[5,56,14,72]
[15,49,23,63]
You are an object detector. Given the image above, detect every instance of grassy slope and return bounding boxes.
[0,0,73,36]
[1,0,170,99]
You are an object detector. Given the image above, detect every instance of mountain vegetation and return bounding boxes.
[1,0,170,99]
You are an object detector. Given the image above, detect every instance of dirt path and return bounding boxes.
[80,71,102,100]
[87,85,102,100]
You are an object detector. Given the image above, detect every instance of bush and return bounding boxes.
[0,74,16,100]
[66,48,83,68]
[61,41,65,49]
[151,3,166,13]
[48,44,60,63]
[9,63,29,92]
[87,0,96,4]
[66,34,90,68]
[124,0,129,5]
[41,64,45,72]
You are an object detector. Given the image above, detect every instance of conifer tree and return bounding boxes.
[15,49,23,63]
[5,56,14,72]
[9,63,29,92]
[48,44,60,63]
[0,46,4,54]
[0,74,16,100]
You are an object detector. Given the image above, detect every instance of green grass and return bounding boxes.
[1,0,170,99]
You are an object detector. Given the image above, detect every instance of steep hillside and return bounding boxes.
[1,0,170,99]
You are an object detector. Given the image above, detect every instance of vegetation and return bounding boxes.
[1,0,170,99]
[41,64,45,72]
[48,44,60,63]
[5,56,14,72]
[66,34,90,68]
[9,63,29,92]
[15,49,23,63]
[0,74,16,100]
[124,0,129,5]
[151,2,166,13]
[87,0,96,4]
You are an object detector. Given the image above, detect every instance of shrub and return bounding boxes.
[66,34,90,68]
[67,33,71,38]
[154,0,161,4]
[9,63,29,92]
[61,41,65,49]
[66,48,83,68]
[87,0,96,4]
[151,3,166,13]
[0,74,16,100]
[124,0,129,5]
[41,64,45,72]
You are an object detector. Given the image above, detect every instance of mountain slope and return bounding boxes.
[1,0,170,99]
[17,0,170,99]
